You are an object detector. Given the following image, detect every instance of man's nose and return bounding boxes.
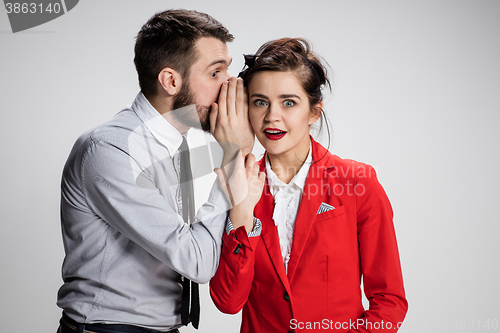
[222,72,231,82]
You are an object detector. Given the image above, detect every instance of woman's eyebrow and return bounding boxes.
[250,93,301,100]
[250,93,269,99]
[279,94,301,100]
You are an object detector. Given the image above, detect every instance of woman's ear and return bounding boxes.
[309,101,323,125]
[158,68,182,96]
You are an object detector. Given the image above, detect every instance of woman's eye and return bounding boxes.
[254,100,268,107]
[211,71,220,78]
[283,100,295,107]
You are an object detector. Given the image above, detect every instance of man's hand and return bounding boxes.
[210,77,255,167]
[214,151,265,232]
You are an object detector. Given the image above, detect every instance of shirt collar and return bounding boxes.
[131,92,184,155]
[265,143,312,192]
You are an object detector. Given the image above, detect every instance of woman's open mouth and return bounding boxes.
[264,128,287,140]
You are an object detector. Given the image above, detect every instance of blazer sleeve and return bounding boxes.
[210,225,261,314]
[349,165,408,332]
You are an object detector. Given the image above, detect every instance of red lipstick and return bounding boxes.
[263,128,287,140]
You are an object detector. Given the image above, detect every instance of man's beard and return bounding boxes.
[172,79,211,133]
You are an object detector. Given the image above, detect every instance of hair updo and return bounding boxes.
[238,37,331,113]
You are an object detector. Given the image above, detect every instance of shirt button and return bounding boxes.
[233,243,243,254]
[283,291,290,302]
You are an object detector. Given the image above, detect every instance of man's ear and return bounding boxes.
[309,101,323,125]
[158,68,182,96]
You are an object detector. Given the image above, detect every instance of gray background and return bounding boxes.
[1,1,499,332]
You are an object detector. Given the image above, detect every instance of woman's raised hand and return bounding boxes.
[214,151,265,232]
[210,77,255,164]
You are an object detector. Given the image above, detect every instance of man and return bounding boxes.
[56,9,256,333]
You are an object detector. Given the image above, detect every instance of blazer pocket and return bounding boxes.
[314,205,345,223]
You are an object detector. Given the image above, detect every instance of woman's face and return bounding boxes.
[248,71,320,159]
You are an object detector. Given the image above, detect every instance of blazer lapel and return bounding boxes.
[287,138,333,283]
[286,171,325,282]
[255,156,291,293]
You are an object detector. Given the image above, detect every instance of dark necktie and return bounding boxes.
[179,137,200,329]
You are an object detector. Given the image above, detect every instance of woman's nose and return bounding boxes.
[264,104,281,122]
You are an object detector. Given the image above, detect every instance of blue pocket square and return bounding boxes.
[317,203,335,215]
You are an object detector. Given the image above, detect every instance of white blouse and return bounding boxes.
[265,148,312,272]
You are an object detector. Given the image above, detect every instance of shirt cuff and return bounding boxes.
[226,216,262,237]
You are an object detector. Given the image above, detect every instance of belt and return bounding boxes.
[60,313,180,333]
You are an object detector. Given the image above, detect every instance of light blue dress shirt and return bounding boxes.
[57,92,230,331]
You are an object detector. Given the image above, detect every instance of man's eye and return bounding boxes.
[254,100,268,107]
[283,100,295,107]
[211,71,220,78]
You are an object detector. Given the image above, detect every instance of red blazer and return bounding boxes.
[210,139,408,332]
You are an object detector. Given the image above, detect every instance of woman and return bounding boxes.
[210,38,408,332]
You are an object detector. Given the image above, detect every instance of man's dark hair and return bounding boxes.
[134,9,234,98]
